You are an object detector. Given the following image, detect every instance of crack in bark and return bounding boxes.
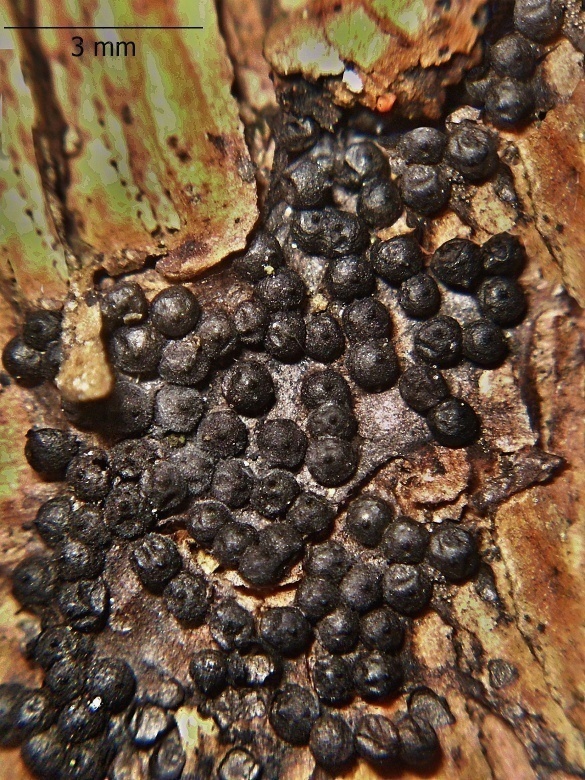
[8,0,97,275]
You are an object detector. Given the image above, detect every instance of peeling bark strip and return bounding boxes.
[2,0,258,284]
[0,1,584,780]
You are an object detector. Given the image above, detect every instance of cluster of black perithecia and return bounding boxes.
[0,0,567,776]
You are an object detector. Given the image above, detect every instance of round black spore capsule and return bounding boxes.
[398,127,447,165]
[56,540,105,582]
[427,522,480,581]
[32,626,92,671]
[12,555,56,608]
[336,141,389,188]
[383,564,433,615]
[357,178,402,229]
[234,299,268,347]
[431,238,484,291]
[45,658,87,704]
[0,683,26,746]
[254,268,306,312]
[306,437,359,487]
[170,444,215,499]
[154,384,205,434]
[11,688,57,742]
[414,316,463,368]
[399,363,449,413]
[294,576,338,623]
[312,655,353,705]
[66,449,110,503]
[264,310,306,362]
[234,231,284,282]
[340,564,382,613]
[104,483,154,540]
[269,684,319,746]
[212,522,258,568]
[304,541,351,583]
[228,647,282,689]
[223,360,275,417]
[309,714,355,771]
[105,380,155,437]
[485,78,535,128]
[400,164,450,215]
[325,255,375,302]
[100,281,148,331]
[238,523,303,587]
[352,652,403,700]
[426,398,480,447]
[149,729,186,780]
[346,495,393,547]
[130,533,182,592]
[305,313,345,363]
[369,235,424,286]
[307,402,358,440]
[197,310,239,362]
[288,492,336,539]
[446,123,499,181]
[360,607,404,653]
[342,298,391,342]
[85,658,136,712]
[198,411,248,458]
[57,697,108,743]
[109,324,164,377]
[256,418,307,469]
[277,112,320,153]
[34,496,72,547]
[23,309,61,351]
[158,334,210,386]
[260,607,312,657]
[209,599,255,651]
[346,340,399,392]
[462,319,508,367]
[140,461,188,515]
[398,272,441,319]
[301,369,352,409]
[164,572,209,624]
[482,232,525,277]
[464,66,497,107]
[189,649,228,697]
[383,517,430,564]
[317,606,359,654]
[398,715,440,767]
[2,337,49,386]
[251,469,299,518]
[514,0,564,42]
[292,207,369,258]
[21,729,67,779]
[150,286,200,339]
[478,276,527,326]
[57,578,110,633]
[490,33,537,79]
[283,157,330,208]
[355,714,400,766]
[211,459,254,508]
[187,501,233,547]
[218,748,262,780]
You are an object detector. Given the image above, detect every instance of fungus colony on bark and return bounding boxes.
[0,0,570,777]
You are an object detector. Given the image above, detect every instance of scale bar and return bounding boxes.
[4,26,203,30]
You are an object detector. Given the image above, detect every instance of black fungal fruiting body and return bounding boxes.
[346,495,393,547]
[25,429,79,480]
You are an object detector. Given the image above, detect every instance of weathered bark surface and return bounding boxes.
[0,1,583,779]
